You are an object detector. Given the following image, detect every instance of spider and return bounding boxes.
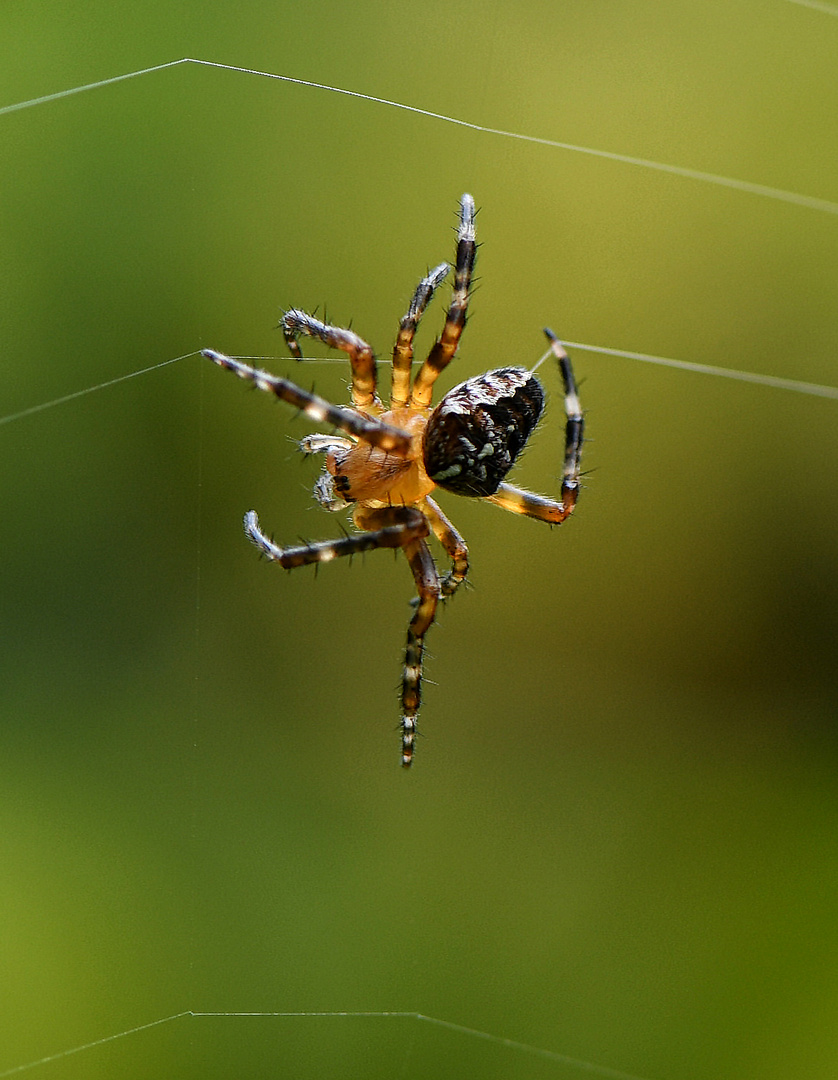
[203,194,584,768]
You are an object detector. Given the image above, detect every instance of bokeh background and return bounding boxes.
[2,2,837,1077]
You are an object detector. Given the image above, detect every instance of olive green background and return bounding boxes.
[2,1,837,1077]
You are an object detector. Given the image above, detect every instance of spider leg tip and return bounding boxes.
[543,328,570,362]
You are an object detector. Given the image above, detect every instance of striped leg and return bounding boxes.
[245,504,437,768]
[281,309,380,412]
[421,496,469,598]
[546,329,584,512]
[486,331,584,524]
[410,194,477,409]
[400,535,441,768]
[203,349,411,455]
[391,262,449,409]
[244,506,428,567]
[346,507,440,768]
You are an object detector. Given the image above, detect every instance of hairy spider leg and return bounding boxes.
[548,329,584,512]
[245,505,436,768]
[281,309,380,413]
[398,532,440,768]
[410,194,477,409]
[202,349,410,455]
[391,262,450,409]
[243,507,426,566]
[349,505,440,768]
[486,331,585,524]
[421,496,469,597]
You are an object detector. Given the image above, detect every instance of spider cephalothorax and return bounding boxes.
[203,194,584,767]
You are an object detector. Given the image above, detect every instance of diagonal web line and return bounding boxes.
[0,59,188,115]
[562,341,838,399]
[0,1010,664,1080]
[0,354,194,428]
[785,0,838,14]
[1,341,836,433]
[1,57,837,215]
[0,1014,192,1077]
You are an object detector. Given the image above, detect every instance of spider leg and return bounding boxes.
[410,194,476,409]
[244,506,426,567]
[485,483,571,523]
[391,262,449,409]
[281,309,380,412]
[399,534,440,768]
[203,350,411,455]
[246,504,438,767]
[348,506,441,768]
[546,329,584,506]
[485,332,584,524]
[421,496,469,598]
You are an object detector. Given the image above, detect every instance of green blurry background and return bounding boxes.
[2,2,837,1077]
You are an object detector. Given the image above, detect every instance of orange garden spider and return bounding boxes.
[203,194,584,767]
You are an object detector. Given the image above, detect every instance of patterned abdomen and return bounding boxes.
[423,367,545,497]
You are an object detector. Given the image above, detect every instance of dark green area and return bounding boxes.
[2,2,837,1077]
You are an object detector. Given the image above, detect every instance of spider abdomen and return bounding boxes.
[423,367,545,497]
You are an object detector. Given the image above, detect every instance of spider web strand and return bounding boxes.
[0,59,189,116]
[563,341,838,399]
[0,1013,192,1077]
[0,1010,663,1080]
[0,354,195,427]
[2,57,838,216]
[2,344,836,433]
[784,0,838,15]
